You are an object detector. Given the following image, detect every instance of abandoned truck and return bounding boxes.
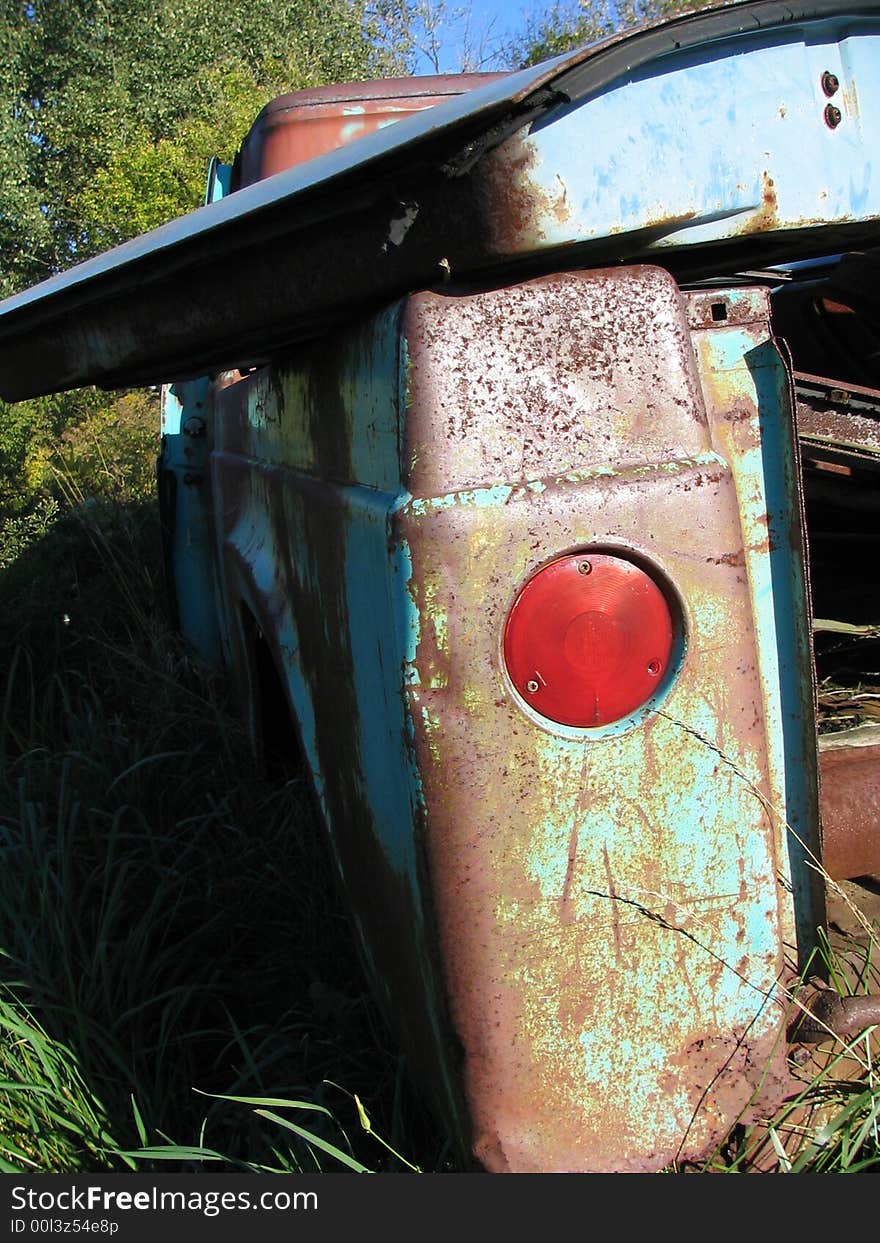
[1,0,880,1174]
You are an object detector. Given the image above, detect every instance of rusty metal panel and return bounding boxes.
[687,285,824,960]
[403,267,709,494]
[164,262,822,1172]
[819,727,880,879]
[202,312,474,1156]
[235,74,506,186]
[393,267,820,1171]
[796,372,880,469]
[480,20,880,261]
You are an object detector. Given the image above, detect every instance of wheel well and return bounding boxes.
[240,605,302,782]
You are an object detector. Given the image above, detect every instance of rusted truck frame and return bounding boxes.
[1,0,880,1173]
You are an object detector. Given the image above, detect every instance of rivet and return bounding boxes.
[824,103,842,129]
[821,70,840,97]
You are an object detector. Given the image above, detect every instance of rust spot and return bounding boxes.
[403,266,710,495]
[819,738,880,879]
[842,78,860,121]
[476,139,547,252]
[552,173,571,226]
[705,550,746,568]
[726,399,757,424]
[739,171,778,235]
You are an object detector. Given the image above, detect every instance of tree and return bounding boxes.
[0,0,401,296]
[0,0,403,529]
[403,1,507,74]
[506,0,706,68]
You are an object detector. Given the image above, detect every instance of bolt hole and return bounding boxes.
[710,302,728,323]
[824,103,842,129]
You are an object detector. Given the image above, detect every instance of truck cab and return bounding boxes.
[1,0,879,1172]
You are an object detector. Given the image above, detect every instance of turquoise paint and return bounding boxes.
[406,453,723,518]
[159,378,224,664]
[745,339,825,959]
[225,491,329,816]
[693,314,823,965]
[389,531,421,685]
[219,464,471,1142]
[235,303,404,491]
[204,157,232,205]
[341,486,428,877]
[407,482,515,514]
[345,304,405,492]
[525,705,787,1072]
[222,467,425,879]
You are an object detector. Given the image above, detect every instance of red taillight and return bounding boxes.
[503,553,675,729]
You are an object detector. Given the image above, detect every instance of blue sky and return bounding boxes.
[410,1,541,75]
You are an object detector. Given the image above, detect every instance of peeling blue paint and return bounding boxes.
[341,487,428,876]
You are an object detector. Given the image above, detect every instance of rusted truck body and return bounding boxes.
[1,0,880,1172]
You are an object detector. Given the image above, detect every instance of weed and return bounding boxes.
[1,459,877,1175]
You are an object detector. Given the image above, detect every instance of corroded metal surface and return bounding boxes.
[686,286,825,961]
[157,262,822,1173]
[796,372,880,468]
[819,727,880,879]
[481,21,880,263]
[235,74,506,187]
[396,268,818,1171]
[789,986,880,1041]
[1,4,879,399]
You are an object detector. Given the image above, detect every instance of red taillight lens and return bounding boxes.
[503,553,675,729]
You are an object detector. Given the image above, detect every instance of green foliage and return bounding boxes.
[0,0,398,293]
[0,387,155,576]
[508,0,707,68]
[0,389,104,514]
[75,66,269,248]
[0,989,130,1173]
[0,496,60,574]
[0,498,441,1173]
[55,390,159,505]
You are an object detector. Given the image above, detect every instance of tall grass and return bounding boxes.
[0,496,444,1173]
[1,458,877,1174]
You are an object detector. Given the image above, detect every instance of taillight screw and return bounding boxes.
[647,659,661,676]
[525,679,540,694]
[577,560,592,576]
